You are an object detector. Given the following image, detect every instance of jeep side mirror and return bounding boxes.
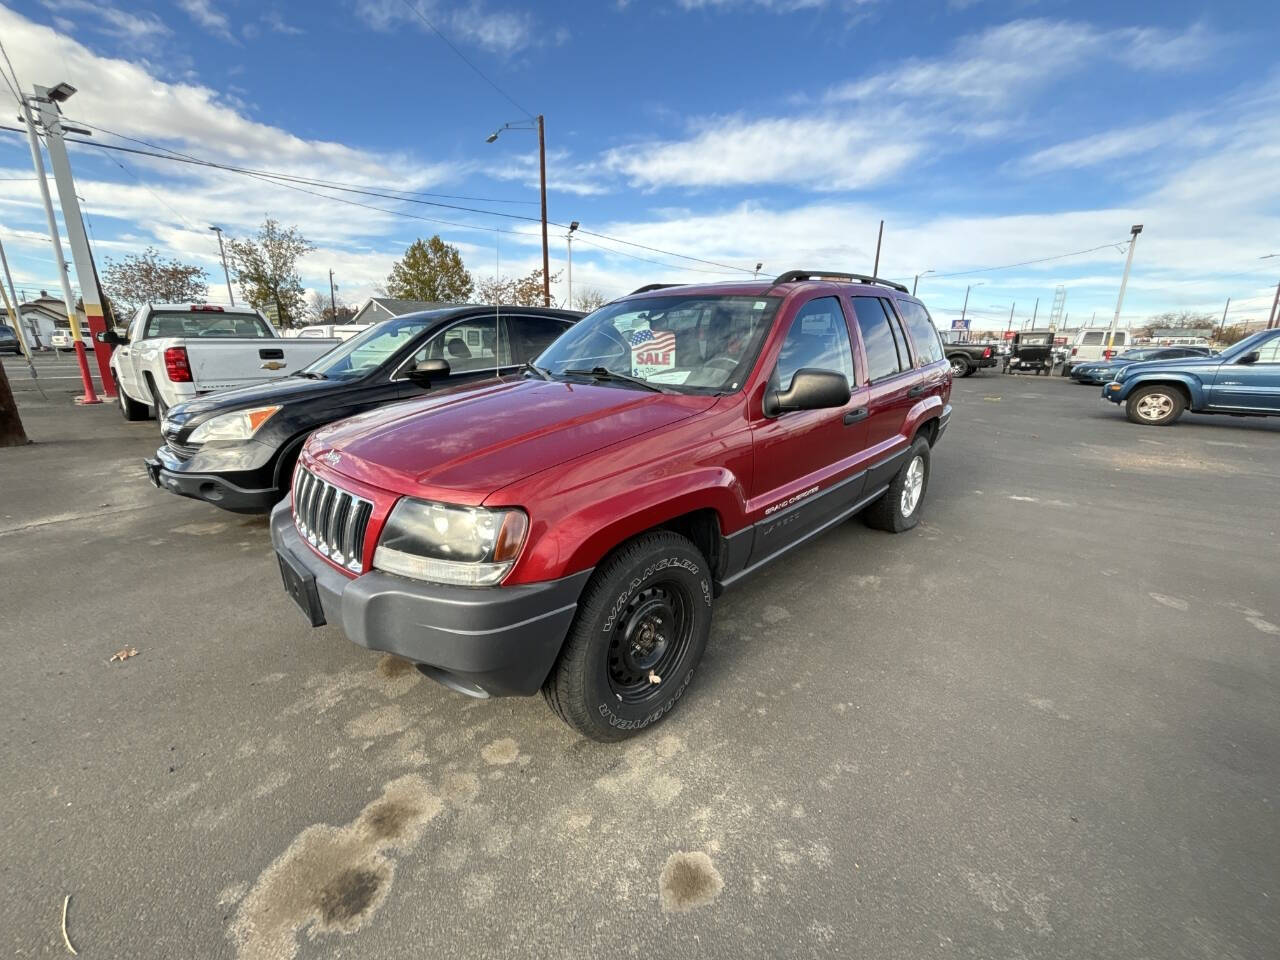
[764,368,850,417]
[407,358,450,385]
[1238,350,1260,365]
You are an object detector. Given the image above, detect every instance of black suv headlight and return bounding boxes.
[372,498,528,587]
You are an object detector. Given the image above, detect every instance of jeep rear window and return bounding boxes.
[535,295,781,393]
[143,311,272,339]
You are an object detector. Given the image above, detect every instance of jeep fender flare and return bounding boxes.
[1118,373,1204,409]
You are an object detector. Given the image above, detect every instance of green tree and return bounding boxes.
[385,236,474,302]
[103,247,208,315]
[476,267,561,307]
[226,219,315,328]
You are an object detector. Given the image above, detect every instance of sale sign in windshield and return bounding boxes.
[630,327,676,377]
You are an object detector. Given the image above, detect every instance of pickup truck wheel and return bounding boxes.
[1126,385,1185,426]
[114,373,149,421]
[949,356,971,377]
[864,437,930,533]
[542,531,713,742]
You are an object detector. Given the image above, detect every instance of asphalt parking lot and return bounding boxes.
[3,359,1278,959]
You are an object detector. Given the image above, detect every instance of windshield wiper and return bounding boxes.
[520,362,551,381]
[294,371,327,379]
[561,367,667,393]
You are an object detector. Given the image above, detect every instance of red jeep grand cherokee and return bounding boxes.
[271,271,952,740]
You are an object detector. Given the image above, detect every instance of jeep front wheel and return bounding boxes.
[1126,385,1185,426]
[542,531,713,742]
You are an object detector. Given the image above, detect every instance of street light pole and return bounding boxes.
[211,226,234,306]
[1105,224,1143,357]
[329,269,338,320]
[565,221,579,309]
[872,219,884,278]
[486,115,551,307]
[20,90,98,404]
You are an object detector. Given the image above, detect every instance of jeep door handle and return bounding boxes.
[907,384,928,398]
[843,407,869,425]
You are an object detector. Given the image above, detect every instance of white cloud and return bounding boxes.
[604,114,921,190]
[1017,114,1210,176]
[354,0,540,54]
[38,0,169,41]
[176,0,233,41]
[676,0,834,10]
[261,10,304,35]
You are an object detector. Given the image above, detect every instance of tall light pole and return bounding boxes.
[21,84,99,403]
[912,269,933,296]
[959,281,984,328]
[210,226,234,305]
[1104,224,1143,357]
[487,115,550,306]
[565,221,578,309]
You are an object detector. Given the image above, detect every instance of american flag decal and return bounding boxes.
[630,327,676,370]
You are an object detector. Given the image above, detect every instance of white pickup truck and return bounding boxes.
[104,303,338,421]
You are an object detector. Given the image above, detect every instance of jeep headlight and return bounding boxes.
[187,405,281,443]
[373,498,528,586]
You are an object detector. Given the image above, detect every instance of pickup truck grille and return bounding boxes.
[292,466,373,573]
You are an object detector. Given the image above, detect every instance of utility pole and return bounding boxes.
[960,284,973,326]
[329,269,337,320]
[210,226,234,305]
[1006,302,1015,338]
[537,115,550,307]
[21,85,99,404]
[1031,297,1039,326]
[563,221,578,308]
[0,237,34,359]
[1219,298,1230,338]
[1105,225,1143,358]
[872,220,884,278]
[753,262,763,280]
[35,83,115,397]
[1268,281,1280,330]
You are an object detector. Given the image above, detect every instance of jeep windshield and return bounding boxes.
[535,294,781,393]
[300,314,436,380]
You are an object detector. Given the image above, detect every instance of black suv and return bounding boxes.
[146,305,582,513]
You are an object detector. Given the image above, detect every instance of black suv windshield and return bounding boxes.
[535,294,781,393]
[300,314,439,380]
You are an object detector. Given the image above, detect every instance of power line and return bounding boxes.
[394,0,533,120]
[0,123,755,275]
[923,242,1130,279]
[71,119,539,206]
[571,234,738,276]
[0,36,23,106]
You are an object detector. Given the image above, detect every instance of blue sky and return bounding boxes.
[0,0,1277,331]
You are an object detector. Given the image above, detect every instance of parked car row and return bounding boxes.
[1102,328,1280,425]
[1069,345,1215,384]
[111,274,955,741]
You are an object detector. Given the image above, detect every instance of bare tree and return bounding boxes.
[476,268,562,307]
[573,286,608,312]
[103,247,208,314]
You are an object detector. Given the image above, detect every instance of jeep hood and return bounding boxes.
[1120,356,1220,376]
[308,378,715,503]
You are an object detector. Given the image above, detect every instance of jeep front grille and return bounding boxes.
[292,466,373,573]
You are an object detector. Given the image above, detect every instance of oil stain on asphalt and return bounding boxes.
[658,851,724,913]
[229,774,444,960]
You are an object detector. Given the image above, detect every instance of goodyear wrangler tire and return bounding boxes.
[542,531,713,742]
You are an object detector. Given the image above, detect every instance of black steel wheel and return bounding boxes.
[543,531,713,741]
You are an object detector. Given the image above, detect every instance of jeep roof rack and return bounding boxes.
[772,271,909,295]
[628,283,685,296]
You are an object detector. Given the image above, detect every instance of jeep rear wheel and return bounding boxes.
[1126,385,1185,426]
[864,437,931,533]
[542,531,712,742]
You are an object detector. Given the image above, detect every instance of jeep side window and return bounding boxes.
[851,297,909,382]
[894,300,945,366]
[1253,338,1280,364]
[772,297,854,391]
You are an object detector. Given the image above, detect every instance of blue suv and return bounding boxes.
[1103,328,1280,425]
